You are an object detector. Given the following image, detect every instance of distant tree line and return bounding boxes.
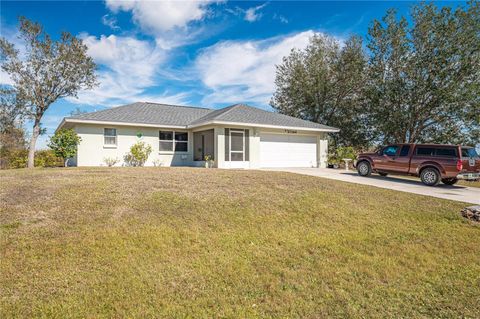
[271,1,480,149]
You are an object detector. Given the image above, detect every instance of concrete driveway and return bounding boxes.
[263,168,480,204]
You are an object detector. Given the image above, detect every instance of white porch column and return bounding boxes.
[215,127,225,168]
[318,134,328,168]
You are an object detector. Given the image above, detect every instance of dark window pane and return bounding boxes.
[159,131,173,141]
[175,132,188,141]
[104,128,116,136]
[399,145,410,157]
[231,152,243,161]
[435,148,456,157]
[383,145,398,156]
[224,128,230,161]
[416,147,435,156]
[231,132,244,152]
[175,141,187,152]
[159,141,173,151]
[244,129,249,161]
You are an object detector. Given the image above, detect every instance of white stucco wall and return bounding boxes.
[75,124,195,167]
[73,123,330,168]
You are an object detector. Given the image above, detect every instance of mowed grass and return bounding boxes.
[458,179,480,188]
[1,168,479,318]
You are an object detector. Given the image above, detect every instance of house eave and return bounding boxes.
[187,120,340,133]
[56,118,340,133]
[57,118,187,132]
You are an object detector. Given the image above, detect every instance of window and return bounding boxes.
[399,145,410,157]
[159,131,188,152]
[435,148,457,157]
[462,148,479,158]
[159,131,173,151]
[230,130,245,161]
[104,128,117,145]
[416,147,435,156]
[175,132,188,152]
[382,145,398,156]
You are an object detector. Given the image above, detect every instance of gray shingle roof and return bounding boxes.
[66,102,211,127]
[189,104,338,131]
[64,102,339,131]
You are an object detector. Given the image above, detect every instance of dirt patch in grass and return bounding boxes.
[1,167,479,318]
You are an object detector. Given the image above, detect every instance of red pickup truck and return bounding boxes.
[355,144,480,186]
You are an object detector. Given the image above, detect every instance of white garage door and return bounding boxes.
[260,133,317,168]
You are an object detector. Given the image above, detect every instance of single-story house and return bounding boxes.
[56,102,339,168]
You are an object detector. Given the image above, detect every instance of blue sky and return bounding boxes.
[0,0,462,148]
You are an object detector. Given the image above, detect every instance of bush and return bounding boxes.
[328,146,357,167]
[124,142,152,167]
[48,129,81,166]
[35,150,64,167]
[0,149,62,169]
[103,157,120,167]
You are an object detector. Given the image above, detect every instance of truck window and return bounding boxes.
[462,148,479,158]
[435,148,457,157]
[416,147,435,156]
[383,145,398,156]
[399,145,410,156]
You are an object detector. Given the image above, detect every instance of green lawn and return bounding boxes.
[1,168,479,318]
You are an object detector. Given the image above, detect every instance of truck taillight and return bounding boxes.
[456,159,463,171]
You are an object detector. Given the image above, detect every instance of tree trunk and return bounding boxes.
[27,120,41,168]
[64,158,69,167]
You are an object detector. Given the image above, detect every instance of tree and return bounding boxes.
[366,1,480,145]
[48,128,81,167]
[270,34,370,149]
[0,17,97,168]
[0,87,28,168]
[124,142,152,167]
[0,87,26,132]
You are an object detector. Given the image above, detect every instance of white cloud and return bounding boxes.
[195,30,314,105]
[102,14,120,30]
[70,34,188,106]
[273,13,288,24]
[226,2,268,23]
[244,3,268,22]
[105,0,217,35]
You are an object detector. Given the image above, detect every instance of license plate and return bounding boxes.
[468,174,475,179]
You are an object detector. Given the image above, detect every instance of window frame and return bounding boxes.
[229,129,245,161]
[159,130,188,153]
[103,128,117,147]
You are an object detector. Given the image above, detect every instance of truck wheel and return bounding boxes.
[420,168,440,186]
[378,172,388,177]
[441,178,458,186]
[357,161,371,177]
